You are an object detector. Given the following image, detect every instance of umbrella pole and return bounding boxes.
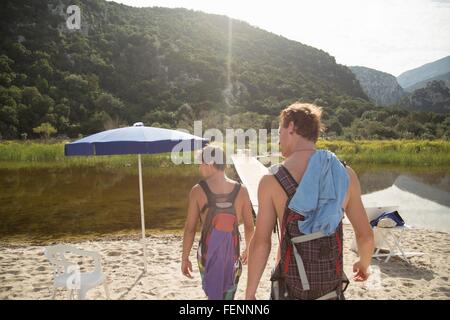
[138,154,148,273]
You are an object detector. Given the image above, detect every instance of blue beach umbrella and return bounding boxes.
[65,122,208,272]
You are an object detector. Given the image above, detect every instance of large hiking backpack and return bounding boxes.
[197,180,242,299]
[270,164,349,300]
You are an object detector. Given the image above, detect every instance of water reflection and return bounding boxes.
[0,166,201,241]
[358,170,450,232]
[0,166,449,240]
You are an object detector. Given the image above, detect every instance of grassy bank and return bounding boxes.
[0,140,182,169]
[317,140,450,168]
[0,139,449,169]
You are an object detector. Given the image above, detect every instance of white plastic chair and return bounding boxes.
[44,244,110,300]
[351,206,425,263]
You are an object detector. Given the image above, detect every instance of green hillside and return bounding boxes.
[0,0,448,140]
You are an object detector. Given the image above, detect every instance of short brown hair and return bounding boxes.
[198,145,226,171]
[279,102,324,142]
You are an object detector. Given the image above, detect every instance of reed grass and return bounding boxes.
[0,139,449,169]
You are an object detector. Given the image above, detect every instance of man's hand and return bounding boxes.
[182,185,201,280]
[181,259,193,278]
[353,260,370,281]
[345,166,375,281]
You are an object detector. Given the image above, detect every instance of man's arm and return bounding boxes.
[240,185,255,264]
[345,166,375,281]
[246,175,277,299]
[181,185,201,278]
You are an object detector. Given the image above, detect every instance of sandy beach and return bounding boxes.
[0,224,449,300]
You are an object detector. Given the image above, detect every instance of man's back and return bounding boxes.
[264,151,350,241]
[245,102,374,300]
[194,177,251,229]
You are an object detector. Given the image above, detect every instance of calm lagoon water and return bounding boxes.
[357,168,450,233]
[0,165,449,241]
[0,165,201,241]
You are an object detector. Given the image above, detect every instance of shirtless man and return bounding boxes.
[246,103,374,300]
[182,145,255,300]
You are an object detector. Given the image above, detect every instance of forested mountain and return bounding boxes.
[0,0,448,140]
[397,55,450,90]
[401,80,450,114]
[350,65,449,114]
[404,72,450,92]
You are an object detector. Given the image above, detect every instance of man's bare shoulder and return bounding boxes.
[345,165,358,183]
[258,173,279,192]
[238,183,250,198]
[189,183,203,199]
[345,165,362,196]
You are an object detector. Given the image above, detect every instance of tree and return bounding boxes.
[324,117,343,136]
[30,58,53,79]
[63,74,91,102]
[33,122,57,140]
[0,55,14,73]
[21,86,41,105]
[143,110,176,128]
[0,105,19,139]
[335,107,354,127]
[32,94,54,119]
[94,93,126,118]
[396,117,425,137]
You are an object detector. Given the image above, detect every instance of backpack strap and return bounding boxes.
[270,164,299,247]
[226,183,241,204]
[198,180,241,213]
[271,164,298,198]
[198,180,214,213]
[271,159,347,194]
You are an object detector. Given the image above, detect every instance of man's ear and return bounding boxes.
[288,121,295,134]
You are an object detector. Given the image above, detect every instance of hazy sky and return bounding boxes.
[108,0,450,76]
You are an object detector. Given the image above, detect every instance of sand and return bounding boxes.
[0,225,449,300]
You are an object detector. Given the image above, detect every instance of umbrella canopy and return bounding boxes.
[65,122,208,273]
[65,122,206,156]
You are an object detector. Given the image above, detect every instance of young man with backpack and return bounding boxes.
[182,145,255,300]
[246,103,375,300]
